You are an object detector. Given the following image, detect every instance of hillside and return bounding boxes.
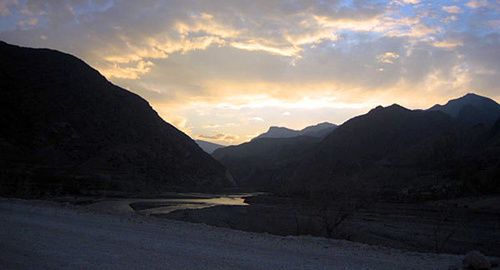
[213,136,322,190]
[288,103,500,200]
[0,41,235,197]
[428,93,500,126]
[214,122,336,190]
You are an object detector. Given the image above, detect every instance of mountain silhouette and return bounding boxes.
[213,135,322,191]
[428,93,500,126]
[0,41,235,197]
[254,122,337,140]
[299,122,338,137]
[213,122,337,190]
[288,103,500,199]
[195,140,225,154]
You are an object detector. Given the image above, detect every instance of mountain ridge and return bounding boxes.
[428,93,500,126]
[0,41,235,197]
[287,101,500,199]
[254,122,337,140]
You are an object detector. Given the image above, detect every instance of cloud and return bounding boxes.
[442,6,464,14]
[230,41,300,57]
[401,0,420,4]
[466,0,490,9]
[441,15,458,24]
[378,52,400,63]
[197,133,240,142]
[17,17,38,27]
[0,0,498,145]
[0,0,18,16]
[391,0,420,5]
[0,0,387,79]
[101,60,155,80]
[433,39,463,48]
[202,123,238,128]
[249,117,265,121]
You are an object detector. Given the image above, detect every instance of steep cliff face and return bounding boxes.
[0,41,235,197]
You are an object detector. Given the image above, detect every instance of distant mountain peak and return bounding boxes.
[368,103,410,116]
[254,122,337,140]
[464,92,480,98]
[428,93,500,125]
[268,126,294,131]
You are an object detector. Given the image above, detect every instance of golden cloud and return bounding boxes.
[101,60,155,80]
[378,52,400,64]
[230,41,300,57]
[197,133,240,142]
[313,15,383,32]
[433,40,463,48]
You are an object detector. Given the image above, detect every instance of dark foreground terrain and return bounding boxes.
[0,198,477,270]
[158,194,500,256]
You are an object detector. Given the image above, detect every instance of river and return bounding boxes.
[84,193,257,215]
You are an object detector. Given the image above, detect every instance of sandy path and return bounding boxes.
[0,199,461,270]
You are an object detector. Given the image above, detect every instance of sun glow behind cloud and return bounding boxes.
[1,0,499,144]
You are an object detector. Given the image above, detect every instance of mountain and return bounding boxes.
[213,122,336,190]
[212,136,322,191]
[254,122,337,140]
[288,104,500,200]
[428,93,500,126]
[300,122,338,137]
[217,94,500,199]
[0,41,235,198]
[195,140,225,154]
[254,126,301,139]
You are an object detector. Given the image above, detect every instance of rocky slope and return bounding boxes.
[0,41,235,197]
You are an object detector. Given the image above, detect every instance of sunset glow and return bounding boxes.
[1,0,499,144]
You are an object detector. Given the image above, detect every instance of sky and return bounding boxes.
[1,0,499,145]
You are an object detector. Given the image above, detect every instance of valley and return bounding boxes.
[1,40,499,269]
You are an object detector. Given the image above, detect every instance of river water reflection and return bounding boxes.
[128,193,256,215]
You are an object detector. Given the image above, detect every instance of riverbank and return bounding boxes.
[161,195,500,256]
[0,198,469,269]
